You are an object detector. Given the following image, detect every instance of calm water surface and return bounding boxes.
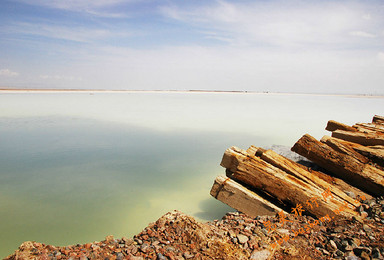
[0,92,382,257]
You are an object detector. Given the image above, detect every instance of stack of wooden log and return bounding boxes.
[210,115,384,220]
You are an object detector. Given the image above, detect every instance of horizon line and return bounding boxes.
[0,88,383,97]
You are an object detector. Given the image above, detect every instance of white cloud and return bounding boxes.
[4,43,384,94]
[362,14,371,20]
[58,44,382,94]
[350,31,376,38]
[0,69,19,77]
[40,75,83,81]
[161,1,381,49]
[14,0,132,17]
[7,22,120,43]
[83,9,128,18]
[199,31,234,43]
[15,0,128,10]
[378,52,384,61]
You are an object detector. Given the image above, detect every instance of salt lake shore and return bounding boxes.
[1,89,384,98]
[5,196,384,260]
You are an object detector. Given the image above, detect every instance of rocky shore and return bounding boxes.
[5,196,384,260]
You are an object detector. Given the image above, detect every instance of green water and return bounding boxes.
[0,92,382,257]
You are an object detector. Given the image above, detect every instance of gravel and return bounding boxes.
[5,197,384,259]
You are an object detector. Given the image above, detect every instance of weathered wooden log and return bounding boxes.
[320,135,369,164]
[373,115,384,125]
[321,136,384,167]
[210,175,283,217]
[354,123,384,135]
[221,146,358,219]
[326,120,357,132]
[249,146,365,209]
[292,134,384,196]
[356,145,384,162]
[332,129,384,146]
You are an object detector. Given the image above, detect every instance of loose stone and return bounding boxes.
[237,234,249,244]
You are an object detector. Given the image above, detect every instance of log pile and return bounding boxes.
[211,115,384,221]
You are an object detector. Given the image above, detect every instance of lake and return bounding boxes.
[0,91,382,257]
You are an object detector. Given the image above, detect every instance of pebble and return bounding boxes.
[354,247,371,257]
[335,249,344,256]
[351,238,361,247]
[130,256,144,260]
[361,211,369,218]
[140,243,150,253]
[116,253,124,260]
[363,224,372,233]
[333,226,344,233]
[183,252,194,259]
[228,230,236,238]
[157,253,167,260]
[237,234,249,244]
[322,249,330,255]
[346,256,360,260]
[361,251,371,260]
[250,249,271,260]
[105,235,114,243]
[328,240,338,251]
[372,248,382,259]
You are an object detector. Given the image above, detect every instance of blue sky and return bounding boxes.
[0,0,383,94]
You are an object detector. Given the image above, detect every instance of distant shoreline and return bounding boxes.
[0,88,383,98]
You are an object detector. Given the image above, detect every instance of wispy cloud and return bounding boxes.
[83,9,129,19]
[15,0,128,10]
[378,52,384,61]
[0,69,19,77]
[40,75,83,81]
[14,0,132,18]
[199,31,234,44]
[161,1,382,49]
[362,14,372,20]
[5,22,124,43]
[350,31,376,38]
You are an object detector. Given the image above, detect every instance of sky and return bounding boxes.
[0,0,383,94]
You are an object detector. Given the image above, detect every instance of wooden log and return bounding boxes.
[320,135,369,164]
[221,146,358,219]
[354,123,384,135]
[291,134,384,196]
[251,147,360,209]
[210,175,283,217]
[250,146,364,208]
[248,146,373,202]
[355,145,384,164]
[373,115,384,125]
[326,120,357,132]
[326,120,384,136]
[321,136,384,167]
[332,129,384,146]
